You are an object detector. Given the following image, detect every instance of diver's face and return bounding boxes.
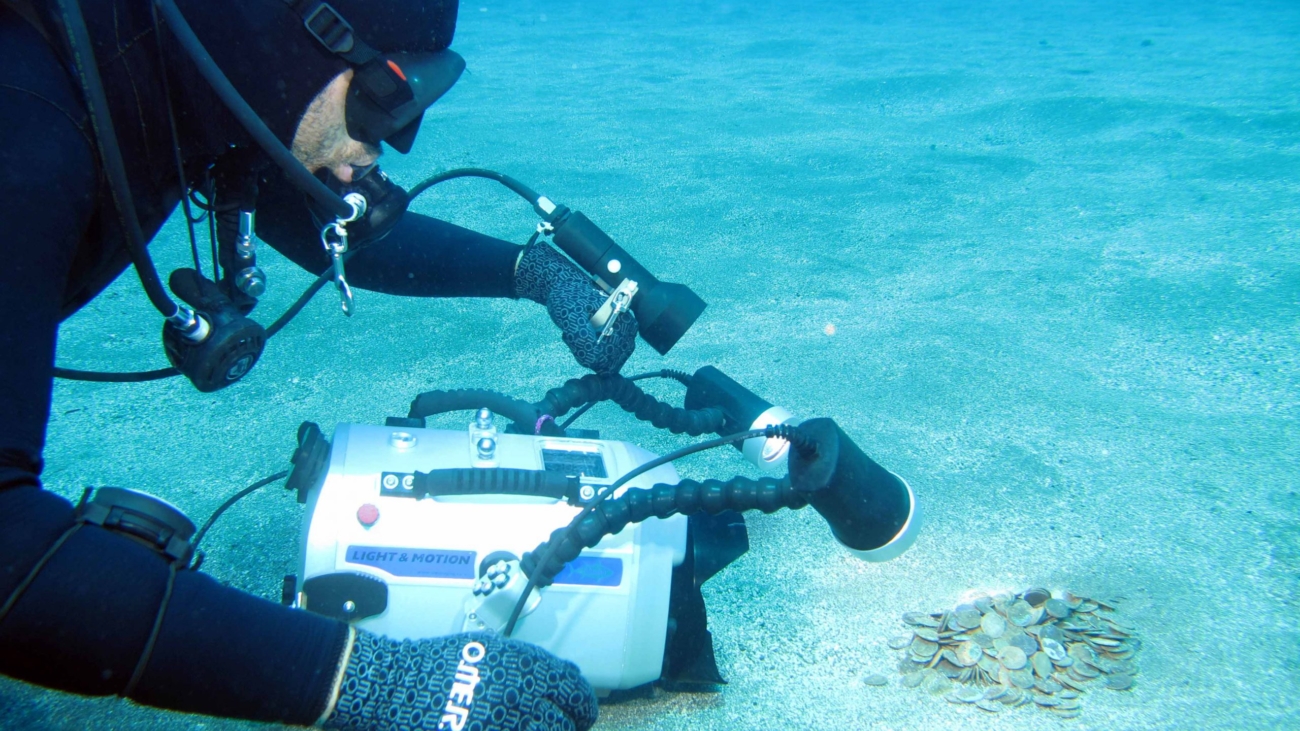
[291,69,380,183]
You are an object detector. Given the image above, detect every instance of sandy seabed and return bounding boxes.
[4,1,1297,729]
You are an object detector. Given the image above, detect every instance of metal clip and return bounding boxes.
[314,194,367,316]
[589,278,638,341]
[321,221,354,316]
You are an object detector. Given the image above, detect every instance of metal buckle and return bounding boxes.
[302,2,355,54]
[353,58,413,111]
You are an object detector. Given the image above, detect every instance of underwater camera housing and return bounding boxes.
[288,367,919,692]
[294,421,710,690]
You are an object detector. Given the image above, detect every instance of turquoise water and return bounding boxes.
[6,0,1299,728]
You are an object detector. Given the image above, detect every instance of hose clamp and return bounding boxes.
[341,192,368,223]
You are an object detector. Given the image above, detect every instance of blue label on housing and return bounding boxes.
[553,556,623,587]
[346,545,476,579]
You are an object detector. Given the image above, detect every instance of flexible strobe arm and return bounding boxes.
[537,373,725,436]
[522,418,920,592]
[521,474,807,588]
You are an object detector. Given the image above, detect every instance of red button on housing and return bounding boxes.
[357,503,380,527]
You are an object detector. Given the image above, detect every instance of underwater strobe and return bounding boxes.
[542,204,706,355]
[684,366,921,560]
[407,169,709,355]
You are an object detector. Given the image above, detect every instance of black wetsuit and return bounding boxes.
[0,2,520,722]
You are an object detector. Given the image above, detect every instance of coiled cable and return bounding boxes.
[503,423,817,635]
[520,474,807,588]
[538,373,724,436]
[407,388,558,434]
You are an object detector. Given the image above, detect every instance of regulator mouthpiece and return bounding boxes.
[788,418,920,562]
[314,165,411,245]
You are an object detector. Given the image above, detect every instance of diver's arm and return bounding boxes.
[0,487,349,721]
[254,173,639,371]
[0,19,347,724]
[255,172,523,298]
[0,16,99,497]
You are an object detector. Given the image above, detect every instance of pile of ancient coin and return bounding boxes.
[886,588,1139,718]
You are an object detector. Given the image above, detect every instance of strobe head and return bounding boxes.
[163,269,266,392]
[631,280,708,357]
[684,365,796,472]
[548,210,706,354]
[788,418,920,562]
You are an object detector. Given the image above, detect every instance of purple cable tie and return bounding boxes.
[535,414,555,434]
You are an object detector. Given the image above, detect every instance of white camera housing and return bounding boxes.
[297,422,687,691]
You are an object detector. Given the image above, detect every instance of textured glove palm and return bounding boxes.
[514,244,637,373]
[323,630,598,731]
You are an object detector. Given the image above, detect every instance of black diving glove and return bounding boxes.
[514,243,637,373]
[322,629,598,731]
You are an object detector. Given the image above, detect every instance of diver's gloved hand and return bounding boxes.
[322,629,598,731]
[514,243,637,373]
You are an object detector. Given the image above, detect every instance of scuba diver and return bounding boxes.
[0,0,624,728]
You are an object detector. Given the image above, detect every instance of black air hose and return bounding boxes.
[538,373,725,436]
[408,389,562,435]
[520,475,808,587]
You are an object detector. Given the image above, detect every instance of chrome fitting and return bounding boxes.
[742,406,797,472]
[234,266,266,297]
[341,192,368,223]
[235,210,256,260]
[167,304,211,344]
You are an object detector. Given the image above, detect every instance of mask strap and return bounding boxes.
[282,0,379,64]
[280,0,414,113]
